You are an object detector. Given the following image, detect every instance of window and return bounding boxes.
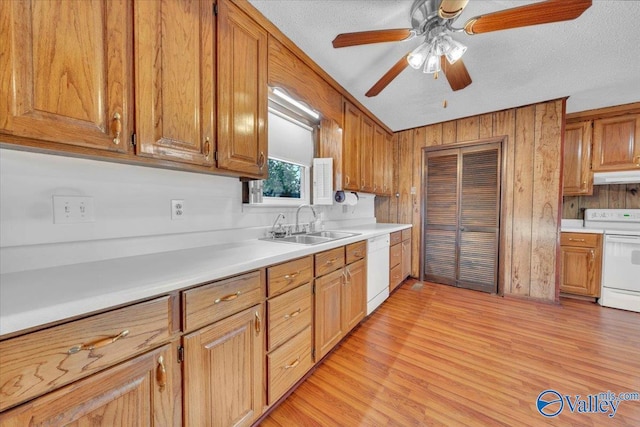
[245,89,319,206]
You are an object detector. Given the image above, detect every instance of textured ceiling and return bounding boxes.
[248,0,640,131]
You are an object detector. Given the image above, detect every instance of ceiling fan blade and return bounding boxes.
[438,0,469,19]
[463,0,592,35]
[441,57,472,91]
[365,54,410,97]
[332,29,413,48]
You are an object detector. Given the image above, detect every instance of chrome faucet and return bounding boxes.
[295,204,317,233]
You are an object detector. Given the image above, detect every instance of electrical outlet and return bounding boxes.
[171,199,184,220]
[53,196,95,224]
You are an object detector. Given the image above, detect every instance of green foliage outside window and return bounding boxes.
[263,158,302,198]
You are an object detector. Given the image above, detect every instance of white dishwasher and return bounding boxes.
[367,234,390,315]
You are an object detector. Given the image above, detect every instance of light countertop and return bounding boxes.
[560,219,604,234]
[0,223,411,337]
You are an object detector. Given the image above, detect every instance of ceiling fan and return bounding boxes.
[332,0,592,97]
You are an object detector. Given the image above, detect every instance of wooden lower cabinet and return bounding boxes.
[314,245,367,361]
[0,342,181,426]
[183,304,264,427]
[314,268,345,360]
[560,232,603,298]
[390,229,412,292]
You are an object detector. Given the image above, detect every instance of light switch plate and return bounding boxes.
[53,196,95,224]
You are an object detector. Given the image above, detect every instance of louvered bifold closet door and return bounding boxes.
[458,145,500,293]
[423,150,459,286]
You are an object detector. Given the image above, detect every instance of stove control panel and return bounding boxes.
[585,209,640,222]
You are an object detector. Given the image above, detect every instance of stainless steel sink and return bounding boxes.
[260,230,360,245]
[308,231,360,240]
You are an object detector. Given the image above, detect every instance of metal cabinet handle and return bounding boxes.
[255,311,261,334]
[68,329,129,354]
[326,258,338,265]
[214,291,241,304]
[284,272,299,281]
[112,112,122,145]
[284,358,300,369]
[204,137,211,157]
[568,238,585,242]
[157,355,167,391]
[284,309,301,320]
[345,175,350,185]
[258,152,265,169]
[635,155,640,167]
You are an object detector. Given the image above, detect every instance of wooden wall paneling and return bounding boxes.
[374,197,390,223]
[442,121,457,144]
[562,196,580,219]
[493,109,516,295]
[529,100,563,301]
[267,37,343,126]
[510,105,536,296]
[607,184,626,209]
[479,113,493,139]
[456,116,479,142]
[411,128,425,278]
[627,184,640,208]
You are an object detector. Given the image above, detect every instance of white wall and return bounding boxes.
[0,149,376,273]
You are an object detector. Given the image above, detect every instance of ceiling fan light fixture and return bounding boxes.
[443,36,467,64]
[423,51,441,74]
[407,41,431,69]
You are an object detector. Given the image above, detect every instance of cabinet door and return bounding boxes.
[134,0,214,166]
[314,269,344,360]
[592,114,640,171]
[563,121,593,195]
[401,238,412,280]
[343,259,366,331]
[0,0,130,153]
[359,116,375,192]
[372,126,386,195]
[0,344,180,426]
[342,101,361,191]
[383,133,395,196]
[183,304,264,427]
[560,246,600,297]
[217,0,268,177]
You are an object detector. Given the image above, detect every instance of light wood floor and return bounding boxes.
[260,280,640,426]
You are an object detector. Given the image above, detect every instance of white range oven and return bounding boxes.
[584,209,640,313]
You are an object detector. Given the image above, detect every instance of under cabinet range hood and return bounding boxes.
[593,170,640,185]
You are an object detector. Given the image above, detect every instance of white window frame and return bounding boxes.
[261,156,310,206]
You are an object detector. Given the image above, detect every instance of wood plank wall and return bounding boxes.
[377,99,565,302]
[563,184,640,218]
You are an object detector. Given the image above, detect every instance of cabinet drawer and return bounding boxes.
[390,243,401,268]
[268,283,312,352]
[268,256,313,297]
[183,270,264,332]
[267,326,313,404]
[561,232,601,248]
[390,231,402,246]
[0,296,172,411]
[315,247,345,277]
[390,263,403,292]
[401,228,412,242]
[346,241,366,264]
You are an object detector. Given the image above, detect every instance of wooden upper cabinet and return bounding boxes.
[384,133,396,196]
[217,0,268,178]
[133,0,215,166]
[359,116,375,192]
[0,0,131,153]
[563,121,593,195]
[342,101,361,191]
[592,113,640,171]
[373,126,393,196]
